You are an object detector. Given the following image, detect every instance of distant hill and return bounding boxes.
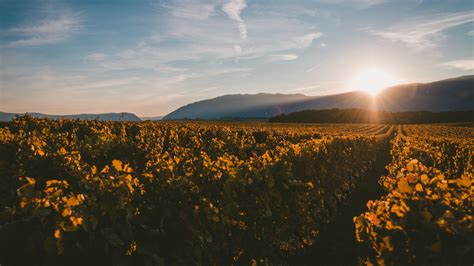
[163,75,474,120]
[164,93,311,120]
[270,108,474,124]
[0,112,142,122]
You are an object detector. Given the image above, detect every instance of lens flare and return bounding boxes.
[350,69,397,95]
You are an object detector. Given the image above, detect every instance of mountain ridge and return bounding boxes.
[163,75,474,120]
[0,112,142,122]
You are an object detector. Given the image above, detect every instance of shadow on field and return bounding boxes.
[289,143,392,266]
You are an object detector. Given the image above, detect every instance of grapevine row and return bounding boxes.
[0,116,391,265]
[354,125,473,265]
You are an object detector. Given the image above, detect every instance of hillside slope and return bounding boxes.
[163,75,474,120]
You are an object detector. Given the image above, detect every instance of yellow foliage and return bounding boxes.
[397,178,412,194]
[54,229,62,239]
[112,159,123,171]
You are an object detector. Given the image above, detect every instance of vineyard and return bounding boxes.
[354,125,473,265]
[0,117,472,265]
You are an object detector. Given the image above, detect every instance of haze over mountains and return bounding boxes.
[1,76,473,122]
[0,112,142,122]
[163,76,474,120]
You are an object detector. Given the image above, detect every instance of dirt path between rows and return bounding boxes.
[289,143,392,265]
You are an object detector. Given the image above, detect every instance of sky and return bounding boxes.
[1,0,473,116]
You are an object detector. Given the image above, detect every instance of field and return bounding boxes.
[0,117,472,265]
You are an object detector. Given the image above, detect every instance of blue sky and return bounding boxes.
[1,0,473,116]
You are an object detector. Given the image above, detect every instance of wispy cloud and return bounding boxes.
[103,1,324,67]
[222,0,248,39]
[269,54,298,61]
[7,11,82,47]
[373,11,474,51]
[161,0,215,20]
[84,53,106,61]
[287,84,320,93]
[317,0,386,9]
[69,77,141,91]
[306,63,320,73]
[295,32,323,48]
[439,59,474,71]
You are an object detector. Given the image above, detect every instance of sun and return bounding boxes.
[349,69,397,95]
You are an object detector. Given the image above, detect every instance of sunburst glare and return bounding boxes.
[350,69,397,95]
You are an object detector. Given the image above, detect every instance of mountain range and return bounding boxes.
[163,75,474,120]
[1,75,473,121]
[0,112,142,122]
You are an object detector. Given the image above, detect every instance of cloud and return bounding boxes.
[68,77,141,91]
[295,32,323,48]
[222,0,248,39]
[316,0,386,9]
[72,1,325,114]
[161,0,215,20]
[373,11,474,51]
[269,54,298,61]
[7,11,82,47]
[287,84,320,93]
[84,53,107,61]
[99,2,324,67]
[439,59,474,71]
[89,12,323,70]
[306,63,320,73]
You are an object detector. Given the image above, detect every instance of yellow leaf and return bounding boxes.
[66,197,80,206]
[26,177,36,185]
[437,182,448,190]
[59,147,67,155]
[46,180,57,187]
[91,165,97,174]
[112,160,123,171]
[37,149,45,156]
[54,229,62,239]
[251,259,257,266]
[415,183,423,192]
[70,216,83,227]
[101,165,110,174]
[20,198,28,208]
[458,174,471,187]
[397,178,412,194]
[420,174,429,184]
[61,208,72,217]
[406,173,418,184]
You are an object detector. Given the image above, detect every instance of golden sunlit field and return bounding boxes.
[0,117,472,265]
